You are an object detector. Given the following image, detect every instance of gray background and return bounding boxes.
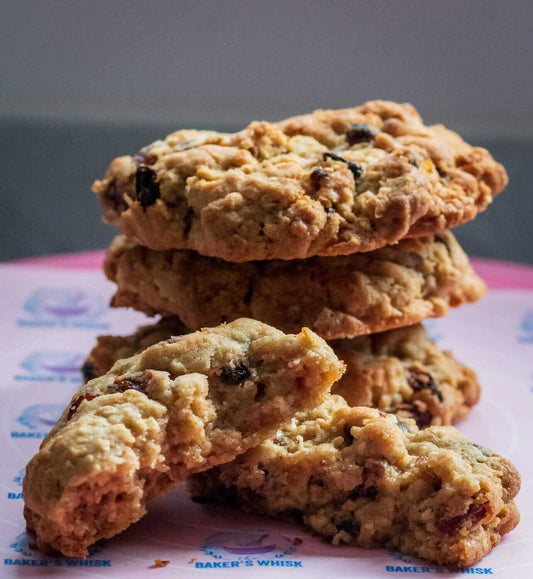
[1,0,532,262]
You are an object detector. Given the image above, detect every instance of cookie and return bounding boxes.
[23,319,344,557]
[104,231,486,340]
[93,100,507,262]
[84,320,479,427]
[188,396,520,567]
[331,323,480,427]
[81,317,189,382]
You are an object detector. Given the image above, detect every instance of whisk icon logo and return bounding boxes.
[200,530,296,560]
[24,288,106,321]
[18,288,110,330]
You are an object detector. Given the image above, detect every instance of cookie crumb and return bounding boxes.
[292,537,303,546]
[188,557,197,564]
[151,559,170,568]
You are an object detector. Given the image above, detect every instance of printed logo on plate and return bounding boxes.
[193,530,303,569]
[18,288,109,330]
[518,311,533,343]
[15,351,84,384]
[17,404,63,430]
[10,404,64,440]
[6,469,25,500]
[5,532,110,568]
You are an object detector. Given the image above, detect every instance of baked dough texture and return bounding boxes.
[104,231,486,340]
[23,319,343,557]
[188,396,520,568]
[93,101,507,262]
[83,321,479,428]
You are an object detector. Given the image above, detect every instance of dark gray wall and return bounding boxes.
[1,0,532,262]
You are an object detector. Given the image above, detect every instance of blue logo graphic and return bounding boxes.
[17,404,64,430]
[10,532,35,557]
[20,351,84,376]
[23,288,106,322]
[200,530,296,560]
[518,312,533,343]
[13,468,25,487]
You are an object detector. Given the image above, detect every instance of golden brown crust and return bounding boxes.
[84,321,480,428]
[332,323,480,427]
[104,232,486,340]
[94,101,507,262]
[23,319,343,557]
[81,317,190,382]
[188,397,520,568]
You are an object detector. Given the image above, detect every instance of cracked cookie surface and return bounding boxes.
[84,321,479,428]
[23,319,343,557]
[188,396,520,567]
[104,231,485,340]
[94,100,507,262]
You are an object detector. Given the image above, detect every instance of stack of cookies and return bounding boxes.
[88,100,504,430]
[23,101,520,568]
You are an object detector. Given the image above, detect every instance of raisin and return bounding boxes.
[412,407,433,429]
[67,393,97,420]
[346,123,378,146]
[132,146,157,166]
[80,360,97,382]
[220,364,251,385]
[437,167,448,178]
[436,504,487,535]
[135,166,160,209]
[310,167,328,190]
[407,368,443,402]
[348,162,363,179]
[323,152,363,180]
[109,373,151,394]
[254,382,266,401]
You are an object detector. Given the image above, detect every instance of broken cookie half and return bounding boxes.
[23,318,344,557]
[189,396,520,568]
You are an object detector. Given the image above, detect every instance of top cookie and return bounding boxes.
[94,101,507,262]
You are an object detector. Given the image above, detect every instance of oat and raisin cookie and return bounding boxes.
[331,323,480,427]
[93,101,507,262]
[83,320,479,428]
[23,319,344,557]
[80,317,189,382]
[104,231,485,340]
[188,396,520,567]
